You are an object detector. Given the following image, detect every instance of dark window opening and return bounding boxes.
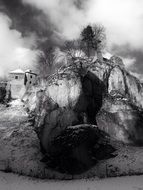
[30,75,32,78]
[15,76,18,79]
[29,81,31,84]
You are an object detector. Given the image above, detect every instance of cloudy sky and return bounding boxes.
[0,0,143,79]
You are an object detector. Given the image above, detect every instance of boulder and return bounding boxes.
[107,63,143,109]
[110,55,124,68]
[40,124,116,174]
[124,73,143,108]
[97,96,143,144]
[108,66,126,96]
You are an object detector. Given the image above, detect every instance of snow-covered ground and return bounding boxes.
[0,171,143,190]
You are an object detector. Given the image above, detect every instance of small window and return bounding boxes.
[15,76,18,79]
[29,81,31,84]
[30,75,32,78]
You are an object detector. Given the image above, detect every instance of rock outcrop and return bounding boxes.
[28,68,111,174]
[30,55,143,147]
[1,54,143,178]
[9,54,143,176]
[96,57,143,144]
[97,96,143,144]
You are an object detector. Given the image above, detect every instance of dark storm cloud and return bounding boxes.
[0,0,87,76]
[0,0,64,50]
[0,0,51,37]
[22,0,89,39]
[1,0,143,78]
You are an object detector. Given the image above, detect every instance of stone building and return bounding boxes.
[9,69,37,99]
[24,70,37,90]
[9,69,25,99]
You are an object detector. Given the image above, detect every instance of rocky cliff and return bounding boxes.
[24,55,143,174]
[30,55,143,144]
[1,55,143,178]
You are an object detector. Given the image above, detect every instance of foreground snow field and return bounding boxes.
[0,171,143,190]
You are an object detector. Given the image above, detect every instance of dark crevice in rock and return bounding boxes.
[103,67,112,93]
[74,71,106,124]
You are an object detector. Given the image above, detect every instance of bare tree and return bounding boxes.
[36,46,55,80]
[36,24,106,81]
[92,24,106,51]
[62,39,91,78]
[63,40,87,65]
[36,45,69,82]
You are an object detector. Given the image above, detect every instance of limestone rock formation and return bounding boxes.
[95,58,143,144]
[30,55,143,147]
[22,54,143,175]
[32,65,106,152]
[108,66,126,96]
[1,55,143,178]
[97,96,143,144]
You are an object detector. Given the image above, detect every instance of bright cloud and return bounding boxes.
[0,13,38,77]
[87,0,143,50]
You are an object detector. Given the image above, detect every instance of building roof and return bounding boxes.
[103,52,112,59]
[25,69,37,76]
[9,69,25,74]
